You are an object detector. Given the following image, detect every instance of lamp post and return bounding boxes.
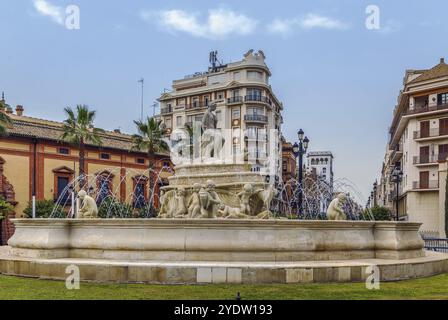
[391,164,403,221]
[292,129,310,217]
[373,181,378,207]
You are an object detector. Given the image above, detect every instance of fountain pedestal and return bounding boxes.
[2,218,448,284]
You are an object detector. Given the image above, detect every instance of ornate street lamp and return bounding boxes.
[373,181,378,207]
[293,129,310,217]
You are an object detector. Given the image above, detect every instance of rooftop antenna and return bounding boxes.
[209,50,220,72]
[138,78,144,121]
[151,102,158,117]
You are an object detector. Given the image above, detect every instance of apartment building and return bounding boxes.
[374,148,395,210]
[157,50,284,179]
[307,151,334,188]
[386,58,448,236]
[306,151,334,213]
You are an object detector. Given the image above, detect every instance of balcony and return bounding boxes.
[244,95,272,105]
[414,128,448,140]
[413,153,448,165]
[390,143,403,162]
[405,103,448,116]
[227,96,243,104]
[185,102,207,110]
[244,114,268,123]
[413,155,439,165]
[245,134,268,141]
[160,106,173,114]
[412,180,439,190]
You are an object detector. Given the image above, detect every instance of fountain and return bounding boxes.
[1,109,448,284]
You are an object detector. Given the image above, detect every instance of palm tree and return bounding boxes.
[60,105,104,188]
[131,117,169,216]
[0,109,12,136]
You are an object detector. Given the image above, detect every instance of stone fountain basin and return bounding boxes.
[7,219,424,262]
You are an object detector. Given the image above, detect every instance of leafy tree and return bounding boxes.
[60,105,104,188]
[23,199,65,218]
[362,206,392,221]
[0,108,12,136]
[0,197,14,220]
[97,197,133,218]
[131,117,169,216]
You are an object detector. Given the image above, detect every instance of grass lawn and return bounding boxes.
[0,273,447,300]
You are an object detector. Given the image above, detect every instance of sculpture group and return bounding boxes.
[72,103,348,221]
[158,180,277,219]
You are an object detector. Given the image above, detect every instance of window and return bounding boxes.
[56,176,70,202]
[136,158,145,165]
[322,168,327,174]
[247,71,263,81]
[192,97,199,107]
[216,92,224,100]
[232,108,240,119]
[165,118,172,129]
[204,96,210,107]
[58,147,70,155]
[233,72,241,81]
[247,106,264,115]
[133,179,147,209]
[176,116,182,126]
[247,88,262,98]
[96,175,112,204]
[438,93,448,105]
[100,153,110,160]
[283,160,288,172]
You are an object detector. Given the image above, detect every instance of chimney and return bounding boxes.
[5,106,13,114]
[441,57,445,64]
[15,105,24,116]
[114,129,121,134]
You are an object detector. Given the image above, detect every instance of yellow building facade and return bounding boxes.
[0,102,172,225]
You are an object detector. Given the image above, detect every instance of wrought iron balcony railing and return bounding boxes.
[244,114,268,123]
[412,180,439,190]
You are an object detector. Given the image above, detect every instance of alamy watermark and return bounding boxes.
[65,264,80,290]
[365,265,380,290]
[365,5,380,30]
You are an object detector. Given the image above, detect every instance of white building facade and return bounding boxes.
[385,58,448,236]
[157,50,284,180]
[307,151,334,187]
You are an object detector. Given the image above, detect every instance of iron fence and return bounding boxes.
[421,237,448,253]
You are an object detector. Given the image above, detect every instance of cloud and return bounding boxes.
[141,8,257,39]
[268,14,348,35]
[378,19,402,34]
[33,0,64,25]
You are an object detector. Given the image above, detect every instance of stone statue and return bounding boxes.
[237,184,255,216]
[187,183,202,218]
[201,104,224,161]
[77,190,98,219]
[217,204,248,219]
[174,188,187,218]
[327,194,347,220]
[256,184,278,213]
[201,103,218,131]
[199,180,221,218]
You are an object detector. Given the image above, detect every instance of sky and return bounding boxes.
[1,0,448,202]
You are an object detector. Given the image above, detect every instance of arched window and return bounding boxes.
[133,175,148,209]
[96,171,114,204]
